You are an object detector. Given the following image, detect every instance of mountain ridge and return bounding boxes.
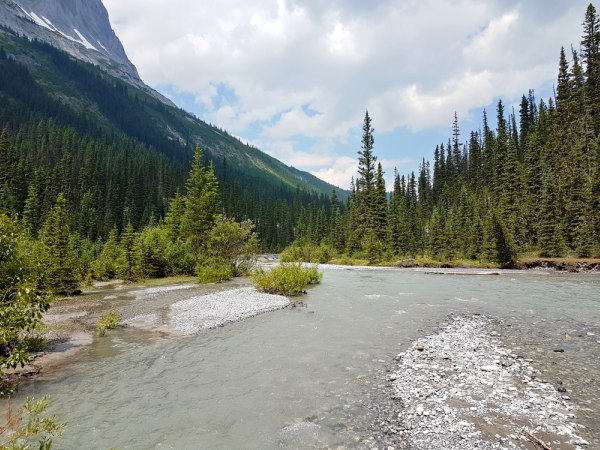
[0,0,344,197]
[0,0,174,106]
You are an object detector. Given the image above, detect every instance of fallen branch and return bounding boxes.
[524,430,552,450]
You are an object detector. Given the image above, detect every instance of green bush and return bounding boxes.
[280,244,310,262]
[97,310,122,337]
[251,263,322,296]
[310,244,333,263]
[196,258,233,283]
[0,396,65,448]
[281,242,334,264]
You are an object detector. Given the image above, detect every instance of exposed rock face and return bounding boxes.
[0,0,173,105]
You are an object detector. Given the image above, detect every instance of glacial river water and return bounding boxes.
[10,268,600,449]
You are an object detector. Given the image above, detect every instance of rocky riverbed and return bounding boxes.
[6,280,291,382]
[360,315,591,450]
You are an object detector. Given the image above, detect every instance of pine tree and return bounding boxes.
[121,221,137,280]
[181,147,220,255]
[581,3,600,133]
[165,191,186,242]
[355,110,377,235]
[374,162,388,241]
[40,194,80,294]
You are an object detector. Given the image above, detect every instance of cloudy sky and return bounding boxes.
[103,0,590,189]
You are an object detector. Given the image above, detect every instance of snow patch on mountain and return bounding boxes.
[73,28,97,51]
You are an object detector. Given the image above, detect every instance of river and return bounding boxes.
[9,268,600,449]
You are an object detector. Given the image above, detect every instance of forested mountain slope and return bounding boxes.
[0,29,343,250]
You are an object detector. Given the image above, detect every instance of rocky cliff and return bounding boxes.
[0,0,173,105]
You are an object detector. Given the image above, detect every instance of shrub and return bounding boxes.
[0,396,65,448]
[97,310,122,337]
[206,215,259,276]
[196,258,233,283]
[279,244,309,262]
[310,244,333,264]
[281,242,334,264]
[251,263,322,296]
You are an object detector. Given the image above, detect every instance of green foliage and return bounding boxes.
[196,258,233,283]
[120,222,137,281]
[96,310,122,337]
[91,228,124,280]
[251,264,322,296]
[280,241,333,264]
[39,195,80,295]
[0,215,50,382]
[206,215,259,276]
[310,244,333,264]
[0,396,64,450]
[181,147,220,253]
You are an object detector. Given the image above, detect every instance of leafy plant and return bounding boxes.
[0,396,64,450]
[251,263,322,296]
[196,258,233,283]
[96,310,122,337]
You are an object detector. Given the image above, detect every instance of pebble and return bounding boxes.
[376,315,588,449]
[169,287,290,334]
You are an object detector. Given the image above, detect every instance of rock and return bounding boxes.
[572,436,590,446]
[480,364,499,372]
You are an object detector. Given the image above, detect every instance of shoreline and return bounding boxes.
[4,279,290,384]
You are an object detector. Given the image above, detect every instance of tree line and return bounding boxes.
[289,4,600,266]
[0,32,338,252]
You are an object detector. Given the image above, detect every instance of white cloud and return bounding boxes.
[310,156,357,189]
[103,0,591,185]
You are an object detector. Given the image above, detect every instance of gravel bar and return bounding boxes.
[380,315,589,449]
[169,287,290,335]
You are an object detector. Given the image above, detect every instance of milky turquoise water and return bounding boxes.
[10,269,600,449]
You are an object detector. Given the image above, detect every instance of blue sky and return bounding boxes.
[103,0,590,189]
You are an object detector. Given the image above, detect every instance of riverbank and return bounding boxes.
[5,277,290,383]
[364,315,593,449]
[280,255,600,273]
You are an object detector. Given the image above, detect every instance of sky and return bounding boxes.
[103,0,592,190]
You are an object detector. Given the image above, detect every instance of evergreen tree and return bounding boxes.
[181,147,220,255]
[40,194,80,294]
[374,162,388,241]
[355,110,377,235]
[121,221,137,280]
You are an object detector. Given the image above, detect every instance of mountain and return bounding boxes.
[0,1,345,249]
[0,0,172,105]
[0,0,340,196]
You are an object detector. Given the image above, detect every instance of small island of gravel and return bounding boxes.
[169,287,290,334]
[365,315,591,450]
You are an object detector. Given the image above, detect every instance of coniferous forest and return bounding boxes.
[287,4,600,267]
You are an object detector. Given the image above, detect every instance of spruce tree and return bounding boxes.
[374,162,388,241]
[181,147,220,255]
[355,110,377,235]
[121,221,137,280]
[40,194,80,294]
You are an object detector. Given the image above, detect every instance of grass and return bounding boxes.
[519,252,600,263]
[135,276,197,287]
[251,263,323,296]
